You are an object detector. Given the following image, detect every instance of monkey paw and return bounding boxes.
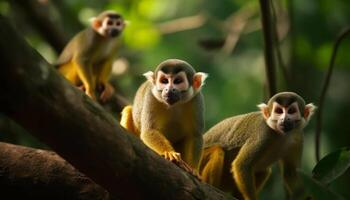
[162,151,181,161]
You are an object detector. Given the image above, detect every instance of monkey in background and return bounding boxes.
[120,59,208,174]
[199,92,316,200]
[55,10,125,102]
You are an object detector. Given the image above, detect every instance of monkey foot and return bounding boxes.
[99,83,115,102]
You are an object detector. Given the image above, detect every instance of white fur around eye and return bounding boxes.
[173,72,189,91]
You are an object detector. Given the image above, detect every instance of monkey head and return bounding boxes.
[91,10,125,38]
[143,59,208,107]
[258,92,316,133]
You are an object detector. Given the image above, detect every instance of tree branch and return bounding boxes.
[158,14,207,34]
[0,142,109,200]
[9,0,68,53]
[0,16,233,200]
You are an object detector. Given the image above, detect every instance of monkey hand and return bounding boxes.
[99,82,115,102]
[162,151,181,161]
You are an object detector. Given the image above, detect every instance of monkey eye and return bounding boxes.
[107,20,113,25]
[116,21,122,26]
[288,107,296,114]
[173,78,183,84]
[160,78,168,84]
[274,107,283,114]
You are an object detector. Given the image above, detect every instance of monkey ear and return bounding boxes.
[193,72,208,90]
[304,103,316,121]
[257,103,270,119]
[90,17,102,29]
[143,71,155,84]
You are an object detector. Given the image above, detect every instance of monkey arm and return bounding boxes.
[140,129,177,159]
[232,143,259,200]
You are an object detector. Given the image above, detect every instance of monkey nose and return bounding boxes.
[165,88,177,93]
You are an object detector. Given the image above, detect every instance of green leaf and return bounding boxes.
[298,170,345,200]
[312,147,350,185]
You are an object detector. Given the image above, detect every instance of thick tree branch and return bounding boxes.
[9,0,68,53]
[0,142,109,200]
[259,0,277,98]
[0,16,233,200]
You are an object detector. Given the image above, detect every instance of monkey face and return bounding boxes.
[143,59,208,107]
[258,92,316,134]
[92,11,125,38]
[101,17,125,37]
[269,102,302,133]
[155,71,190,106]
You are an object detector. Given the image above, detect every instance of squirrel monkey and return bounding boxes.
[120,59,208,173]
[199,92,316,200]
[55,10,125,101]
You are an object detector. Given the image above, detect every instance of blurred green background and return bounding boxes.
[0,0,349,199]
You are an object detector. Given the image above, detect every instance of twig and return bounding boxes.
[221,5,257,54]
[158,14,207,34]
[315,27,350,162]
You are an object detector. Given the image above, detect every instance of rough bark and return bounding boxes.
[0,142,109,200]
[0,16,234,200]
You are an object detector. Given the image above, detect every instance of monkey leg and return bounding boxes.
[120,105,138,136]
[74,61,96,100]
[58,62,80,85]
[97,60,114,101]
[200,145,225,187]
[180,136,203,170]
[254,168,271,192]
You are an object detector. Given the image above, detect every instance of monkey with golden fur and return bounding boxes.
[121,59,208,173]
[199,92,316,200]
[55,10,125,102]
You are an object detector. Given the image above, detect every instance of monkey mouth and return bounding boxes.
[278,122,294,133]
[163,94,180,106]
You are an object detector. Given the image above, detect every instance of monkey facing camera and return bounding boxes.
[120,59,208,176]
[199,92,316,200]
[55,10,126,102]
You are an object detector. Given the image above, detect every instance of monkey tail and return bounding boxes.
[120,105,137,136]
